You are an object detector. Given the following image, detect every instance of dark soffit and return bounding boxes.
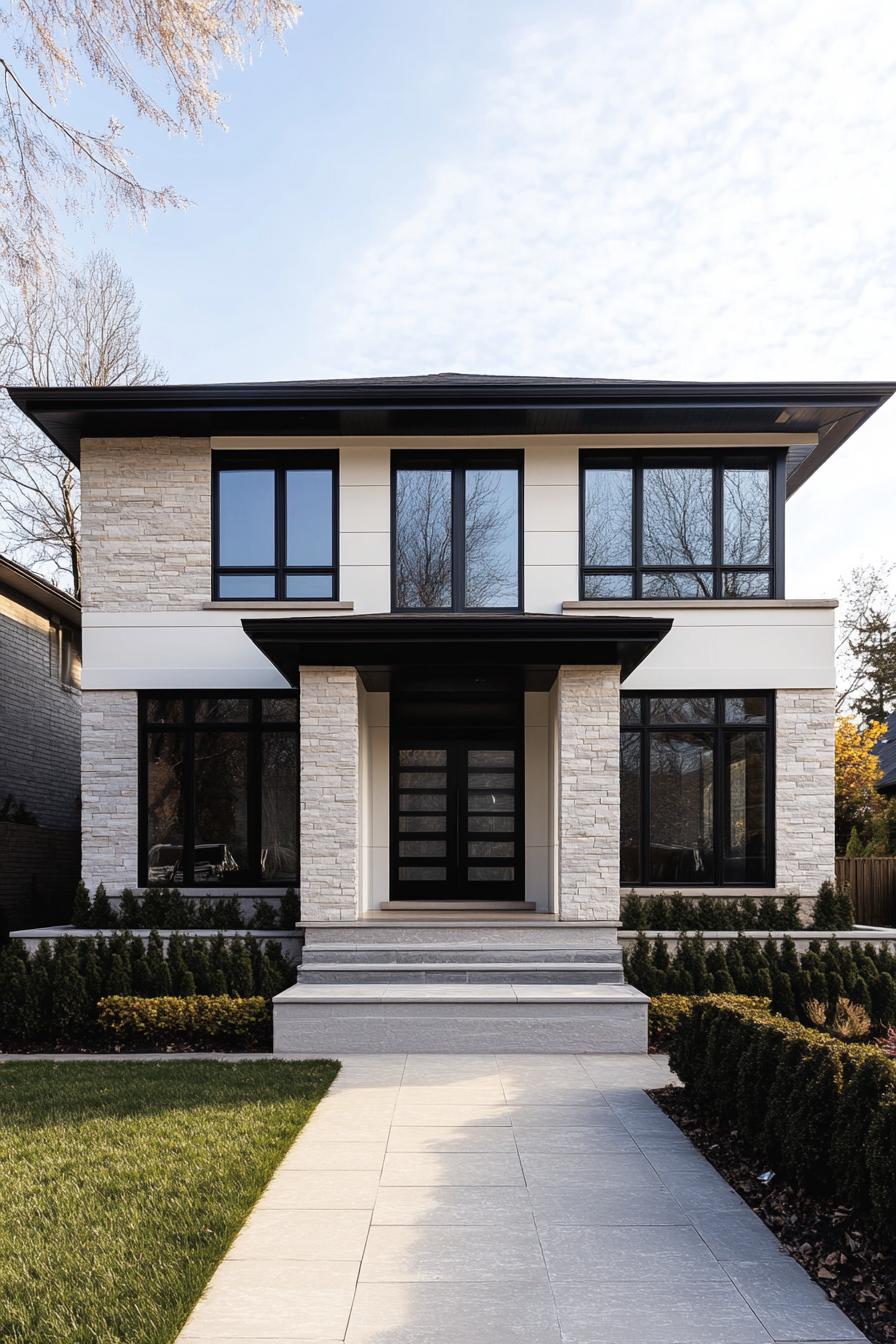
[241,612,673,691]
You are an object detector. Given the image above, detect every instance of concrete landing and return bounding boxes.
[273,983,648,1053]
[177,1053,866,1344]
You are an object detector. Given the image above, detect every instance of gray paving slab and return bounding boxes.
[540,1223,729,1282]
[723,1260,867,1340]
[385,1124,518,1152]
[371,1185,536,1227]
[176,1053,867,1344]
[552,1279,773,1343]
[358,1223,547,1282]
[344,1282,562,1343]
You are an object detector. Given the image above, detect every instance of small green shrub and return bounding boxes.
[668,995,896,1236]
[811,880,855,931]
[98,995,272,1050]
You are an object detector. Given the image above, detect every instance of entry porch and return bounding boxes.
[243,613,671,924]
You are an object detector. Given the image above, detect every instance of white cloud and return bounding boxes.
[302,0,896,597]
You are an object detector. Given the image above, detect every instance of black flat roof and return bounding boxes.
[241,611,673,690]
[7,372,894,494]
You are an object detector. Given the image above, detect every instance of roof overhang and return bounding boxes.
[6,376,894,495]
[241,612,673,691]
[0,554,80,625]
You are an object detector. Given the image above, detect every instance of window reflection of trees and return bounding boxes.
[464,469,517,608]
[395,469,452,608]
[643,466,713,581]
[723,469,770,565]
[395,466,518,609]
[584,470,631,567]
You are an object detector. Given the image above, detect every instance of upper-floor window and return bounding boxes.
[580,452,782,599]
[213,452,338,600]
[392,452,522,611]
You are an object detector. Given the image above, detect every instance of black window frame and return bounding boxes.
[579,450,786,600]
[212,450,339,601]
[620,690,776,888]
[391,450,524,613]
[138,691,299,887]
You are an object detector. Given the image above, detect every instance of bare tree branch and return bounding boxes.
[0,0,302,283]
[0,250,165,596]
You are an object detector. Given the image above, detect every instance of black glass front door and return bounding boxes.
[390,736,523,900]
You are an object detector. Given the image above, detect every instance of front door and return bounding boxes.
[390,735,523,900]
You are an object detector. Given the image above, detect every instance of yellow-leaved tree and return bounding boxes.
[835,716,886,854]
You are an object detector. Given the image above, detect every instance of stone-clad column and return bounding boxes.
[557,665,621,921]
[775,689,835,897]
[299,667,360,922]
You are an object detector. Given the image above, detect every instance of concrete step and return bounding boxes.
[300,944,623,966]
[273,982,648,1053]
[302,922,621,950]
[297,960,625,984]
[378,901,537,912]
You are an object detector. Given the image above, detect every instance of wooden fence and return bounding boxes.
[835,857,896,927]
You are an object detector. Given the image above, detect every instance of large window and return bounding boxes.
[392,453,522,611]
[213,452,338,600]
[140,693,298,886]
[620,692,774,887]
[581,453,782,599]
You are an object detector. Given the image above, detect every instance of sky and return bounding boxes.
[44,0,896,597]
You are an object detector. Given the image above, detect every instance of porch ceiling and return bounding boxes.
[241,612,673,690]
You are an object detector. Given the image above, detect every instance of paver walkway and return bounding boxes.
[177,1053,866,1343]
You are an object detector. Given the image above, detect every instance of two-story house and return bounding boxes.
[9,374,893,1051]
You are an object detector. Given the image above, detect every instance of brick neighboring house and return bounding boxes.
[8,374,894,1051]
[0,555,81,928]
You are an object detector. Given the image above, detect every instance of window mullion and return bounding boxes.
[633,459,643,599]
[248,699,262,884]
[183,698,196,887]
[453,464,465,611]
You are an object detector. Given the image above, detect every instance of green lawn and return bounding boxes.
[0,1060,339,1344]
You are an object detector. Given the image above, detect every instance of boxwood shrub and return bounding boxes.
[0,932,293,1051]
[98,995,272,1051]
[668,996,896,1235]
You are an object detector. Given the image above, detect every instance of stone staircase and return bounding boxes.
[273,919,648,1054]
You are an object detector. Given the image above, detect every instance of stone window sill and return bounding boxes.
[203,600,354,611]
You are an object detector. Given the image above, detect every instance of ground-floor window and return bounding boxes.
[620,692,773,887]
[139,693,298,886]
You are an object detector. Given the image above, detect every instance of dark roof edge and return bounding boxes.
[0,554,80,624]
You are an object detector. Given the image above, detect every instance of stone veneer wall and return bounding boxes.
[775,688,836,897]
[557,664,621,921]
[80,436,211,610]
[81,690,139,892]
[299,667,360,921]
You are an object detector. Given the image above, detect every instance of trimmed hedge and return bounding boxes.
[648,992,767,1050]
[668,996,896,1236]
[99,995,271,1051]
[0,932,293,1051]
[71,883,301,932]
[621,881,854,933]
[624,931,896,1030]
[621,890,803,931]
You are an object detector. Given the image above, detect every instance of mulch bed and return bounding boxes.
[649,1085,896,1344]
